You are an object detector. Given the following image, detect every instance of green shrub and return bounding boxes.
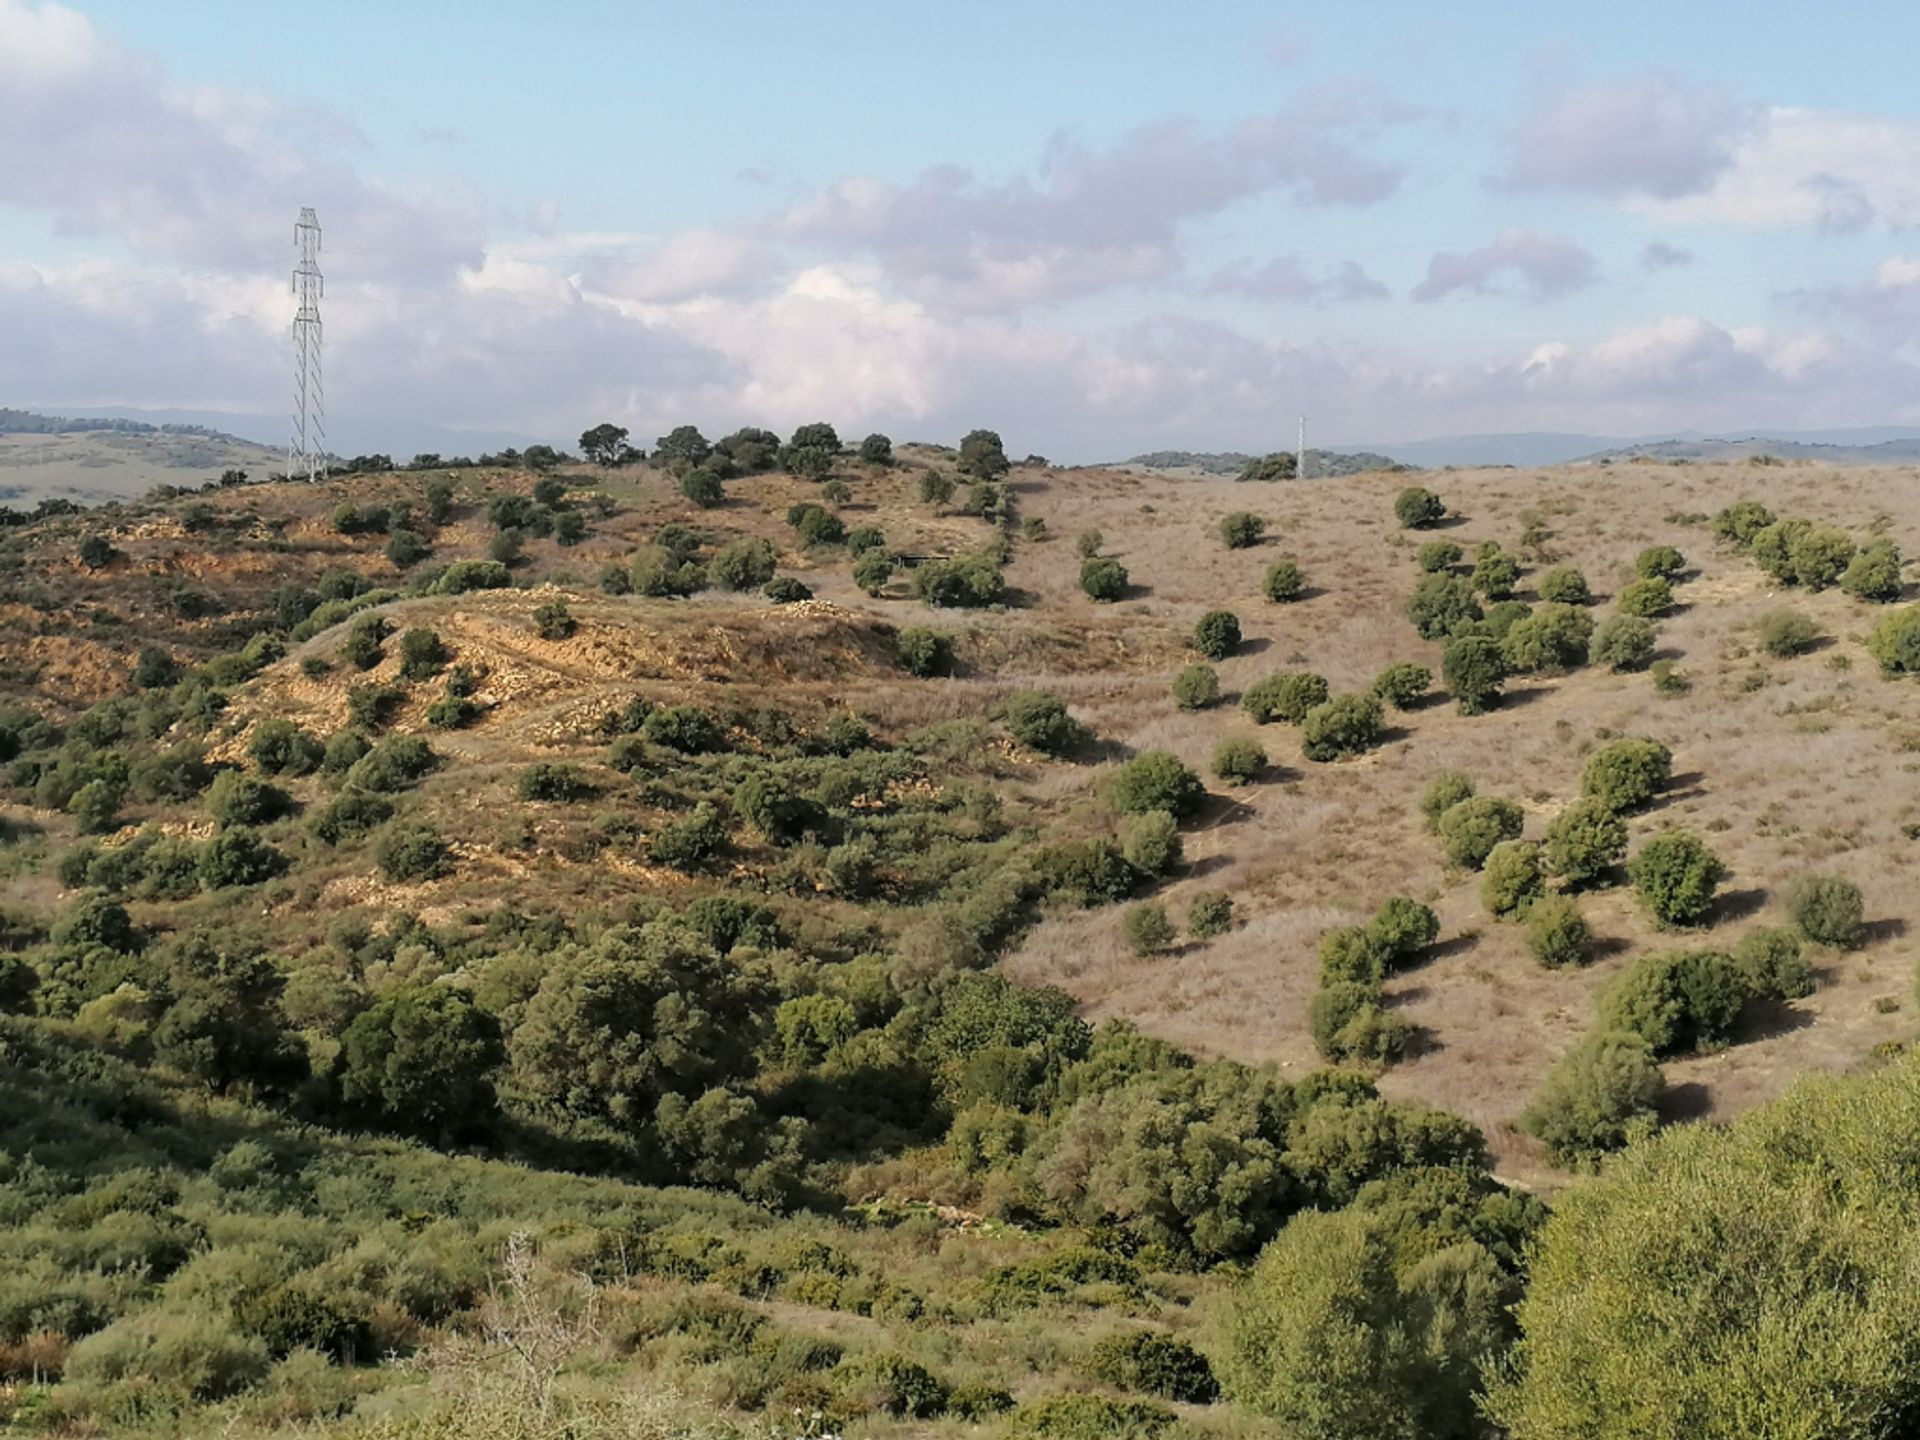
[1733,927,1816,1000]
[1480,840,1544,919]
[1262,558,1306,602]
[1074,529,1103,558]
[518,762,592,803]
[1785,874,1865,949]
[1601,948,1749,1053]
[1394,486,1446,528]
[648,802,727,870]
[797,507,845,546]
[1750,518,1809,582]
[198,826,286,888]
[1007,1393,1175,1438]
[1122,904,1177,956]
[1788,525,1856,590]
[345,735,439,792]
[1501,603,1594,674]
[912,550,1006,608]
[1867,605,1920,675]
[896,627,954,677]
[764,576,812,603]
[1842,538,1903,602]
[1086,1331,1218,1403]
[1526,896,1592,968]
[346,682,407,731]
[1710,498,1775,548]
[65,1309,270,1401]
[642,705,724,753]
[1371,662,1432,709]
[307,789,393,845]
[1536,565,1591,604]
[248,719,324,777]
[1589,613,1656,671]
[1370,897,1439,961]
[531,600,576,640]
[339,616,386,670]
[1544,798,1628,886]
[1419,771,1475,829]
[1301,693,1384,762]
[1615,576,1673,618]
[1635,545,1686,580]
[1320,925,1393,987]
[1037,839,1139,907]
[1110,752,1205,818]
[1406,574,1481,639]
[1121,810,1182,875]
[1211,736,1265,785]
[1003,690,1086,756]
[1220,512,1265,548]
[207,771,292,828]
[1171,664,1220,710]
[1628,832,1726,928]
[1187,891,1234,938]
[1481,598,1532,641]
[1441,634,1506,714]
[1081,557,1129,601]
[1241,671,1328,724]
[1581,737,1673,813]
[1309,982,1410,1063]
[853,548,894,594]
[1755,609,1817,657]
[374,823,453,882]
[1417,540,1462,573]
[434,559,511,594]
[835,1351,950,1419]
[1192,609,1242,659]
[709,537,777,591]
[628,544,706,597]
[1437,796,1524,869]
[1519,1030,1663,1167]
[1472,548,1521,600]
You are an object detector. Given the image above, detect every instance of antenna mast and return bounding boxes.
[1297,414,1306,480]
[290,208,325,481]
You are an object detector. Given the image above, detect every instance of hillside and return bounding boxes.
[3,435,1920,1434]
[1120,448,1404,478]
[0,409,284,509]
[1581,434,1920,465]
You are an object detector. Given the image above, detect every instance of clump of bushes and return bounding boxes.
[1755,609,1817,657]
[1406,574,1480,639]
[1867,605,1920,676]
[1635,545,1686,580]
[1301,694,1383,762]
[1442,634,1506,714]
[1588,614,1656,671]
[1436,795,1524,869]
[1521,1030,1664,1167]
[1002,691,1087,756]
[1417,540,1462,573]
[1543,798,1627,886]
[1526,896,1592,968]
[1537,566,1590,604]
[1241,671,1327,724]
[1481,841,1545,919]
[1085,1331,1218,1404]
[1192,610,1242,659]
[1628,831,1726,928]
[1122,903,1177,956]
[1419,770,1475,829]
[1501,604,1593,674]
[1615,576,1674,618]
[1580,737,1673,813]
[1212,736,1265,785]
[1842,538,1903,602]
[1080,557,1129,602]
[1110,752,1206,818]
[1262,559,1306,602]
[1394,486,1445,528]
[896,627,955,677]
[1601,948,1750,1054]
[1785,874,1864,949]
[1371,662,1431,710]
[1220,512,1266,548]
[1172,664,1221,711]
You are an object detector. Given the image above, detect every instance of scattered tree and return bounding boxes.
[1220,512,1266,548]
[1629,831,1726,928]
[1393,486,1446,529]
[1262,558,1306,602]
[1589,613,1656,671]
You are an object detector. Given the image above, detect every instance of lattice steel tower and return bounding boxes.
[289,208,325,480]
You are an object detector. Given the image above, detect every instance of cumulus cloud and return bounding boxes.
[1500,71,1758,198]
[1412,229,1596,302]
[1205,257,1388,303]
[778,89,1415,311]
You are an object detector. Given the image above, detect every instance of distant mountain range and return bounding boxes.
[1120,448,1406,477]
[1349,427,1920,469]
[22,405,554,466]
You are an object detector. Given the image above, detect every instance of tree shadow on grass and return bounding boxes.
[1659,1081,1713,1122]
[1422,932,1483,964]
[1707,886,1769,925]
[1236,636,1274,658]
[1737,997,1816,1044]
[1863,916,1909,945]
[1182,853,1238,882]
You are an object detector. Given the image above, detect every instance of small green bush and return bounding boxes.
[1536,566,1591,604]
[1220,512,1265,548]
[710,538,778,591]
[1085,1330,1218,1404]
[648,802,727,871]
[1122,904,1177,956]
[1628,831,1726,928]
[1733,927,1816,1000]
[1589,614,1656,671]
[642,704,724,754]
[1437,796,1524,869]
[1121,810,1182,875]
[1406,574,1481,639]
[1788,525,1856,590]
[1442,634,1507,714]
[1520,1030,1663,1167]
[1711,499,1775,548]
[1544,798,1628,886]
[1580,737,1673,813]
[1171,664,1221,711]
[374,823,452,882]
[1003,690,1086,756]
[1634,545,1686,580]
[1371,662,1432,710]
[1419,771,1475,829]
[1007,1393,1175,1439]
[1370,897,1439,961]
[1319,926,1392,987]
[1081,557,1130,602]
[1394,486,1446,529]
[1301,693,1384,762]
[1785,874,1865,949]
[517,762,592,803]
[207,771,293,828]
[531,600,576,640]
[1501,603,1594,674]
[1188,891,1234,938]
[1192,609,1242,659]
[1241,671,1328,724]
[1526,896,1592,968]
[1755,609,1817,657]
[1842,538,1903,602]
[1480,840,1545,919]
[1866,606,1920,675]
[896,627,955,677]
[1616,576,1674,618]
[1211,736,1265,785]
[1111,752,1206,818]
[1472,548,1521,600]
[1309,983,1411,1064]
[1417,540,1462,573]
[1601,948,1749,1053]
[853,548,894,594]
[764,576,812,603]
[1262,558,1306,602]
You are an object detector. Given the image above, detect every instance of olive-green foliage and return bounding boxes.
[338,986,502,1137]
[1535,565,1590,604]
[1121,810,1182,876]
[1080,557,1129,601]
[1471,548,1520,600]
[1371,897,1440,962]
[1241,671,1328,724]
[1871,603,1920,676]
[1490,1055,1920,1436]
[1500,603,1593,674]
[1588,613,1656,671]
[1121,904,1177,956]
[763,576,811,603]
[1754,608,1817,657]
[708,537,777,591]
[1733,927,1816,1001]
[1419,771,1475,829]
[1442,634,1506,715]
[1842,537,1903,602]
[1007,1394,1173,1438]
[1192,609,1242,659]
[648,802,727,871]
[531,600,576,640]
[911,548,1006,608]
[1211,736,1265,785]
[1603,948,1749,1056]
[895,626,954,677]
[1437,796,1524,870]
[1634,545,1686,580]
[373,822,453,882]
[1580,737,1673,813]
[1110,752,1205,818]
[1217,1207,1513,1439]
[433,559,512,595]
[1319,926,1393,988]
[1262,558,1306,602]
[1480,841,1544,919]
[1750,518,1809,581]
[1629,832,1726,928]
[1406,574,1481,639]
[206,771,293,828]
[1417,540,1462,573]
[517,762,593,803]
[1394,486,1446,529]
[1787,524,1856,590]
[196,826,286,888]
[1525,896,1591,968]
[1171,664,1220,711]
[1615,576,1673,618]
[852,548,893,594]
[1220,512,1266,548]
[1301,693,1384,762]
[1086,1331,1218,1404]
[1480,598,1531,641]
[628,544,706,597]
[345,734,439,792]
[1543,798,1628,886]
[1371,662,1432,710]
[1309,984,1412,1064]
[1785,873,1865,949]
[1002,690,1086,756]
[1036,839,1138,908]
[1187,891,1235,938]
[339,615,387,670]
[1710,497,1776,548]
[643,705,724,754]
[397,627,450,680]
[248,719,324,777]
[1517,1029,1663,1168]
[796,507,845,547]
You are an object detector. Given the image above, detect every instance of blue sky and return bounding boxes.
[5,0,1920,457]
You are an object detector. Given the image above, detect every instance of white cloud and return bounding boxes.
[1501,72,1757,198]
[1206,257,1388,303]
[1412,229,1596,302]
